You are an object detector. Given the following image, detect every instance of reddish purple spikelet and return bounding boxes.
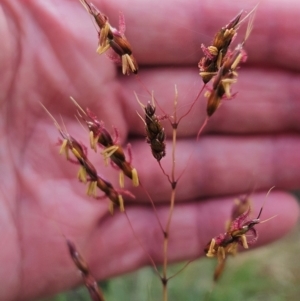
[41,103,126,213]
[66,239,105,301]
[205,195,267,281]
[80,0,138,74]
[71,97,139,188]
[198,11,242,84]
[135,94,166,161]
[205,205,260,257]
[199,7,256,117]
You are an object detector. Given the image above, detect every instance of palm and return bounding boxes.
[0,1,299,301]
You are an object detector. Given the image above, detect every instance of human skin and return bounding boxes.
[0,0,300,300]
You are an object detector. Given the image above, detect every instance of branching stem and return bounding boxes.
[162,86,179,301]
[177,84,205,125]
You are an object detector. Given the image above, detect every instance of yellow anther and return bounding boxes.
[207,46,218,56]
[221,78,237,98]
[206,239,216,257]
[101,145,119,165]
[131,168,139,187]
[59,139,69,158]
[231,52,243,70]
[122,55,128,75]
[199,71,217,77]
[122,54,136,74]
[216,51,223,69]
[224,28,235,38]
[99,23,110,45]
[89,131,98,152]
[119,171,125,188]
[77,166,87,183]
[118,195,125,212]
[232,70,238,77]
[241,235,249,249]
[102,145,119,157]
[71,147,83,161]
[97,41,110,54]
[127,55,137,73]
[86,181,97,197]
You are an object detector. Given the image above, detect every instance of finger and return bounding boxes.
[98,0,300,70]
[90,192,299,280]
[119,67,300,136]
[36,121,300,203]
[129,134,300,202]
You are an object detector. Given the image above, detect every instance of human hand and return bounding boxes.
[0,0,299,300]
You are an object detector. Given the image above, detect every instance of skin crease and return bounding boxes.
[0,0,300,300]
